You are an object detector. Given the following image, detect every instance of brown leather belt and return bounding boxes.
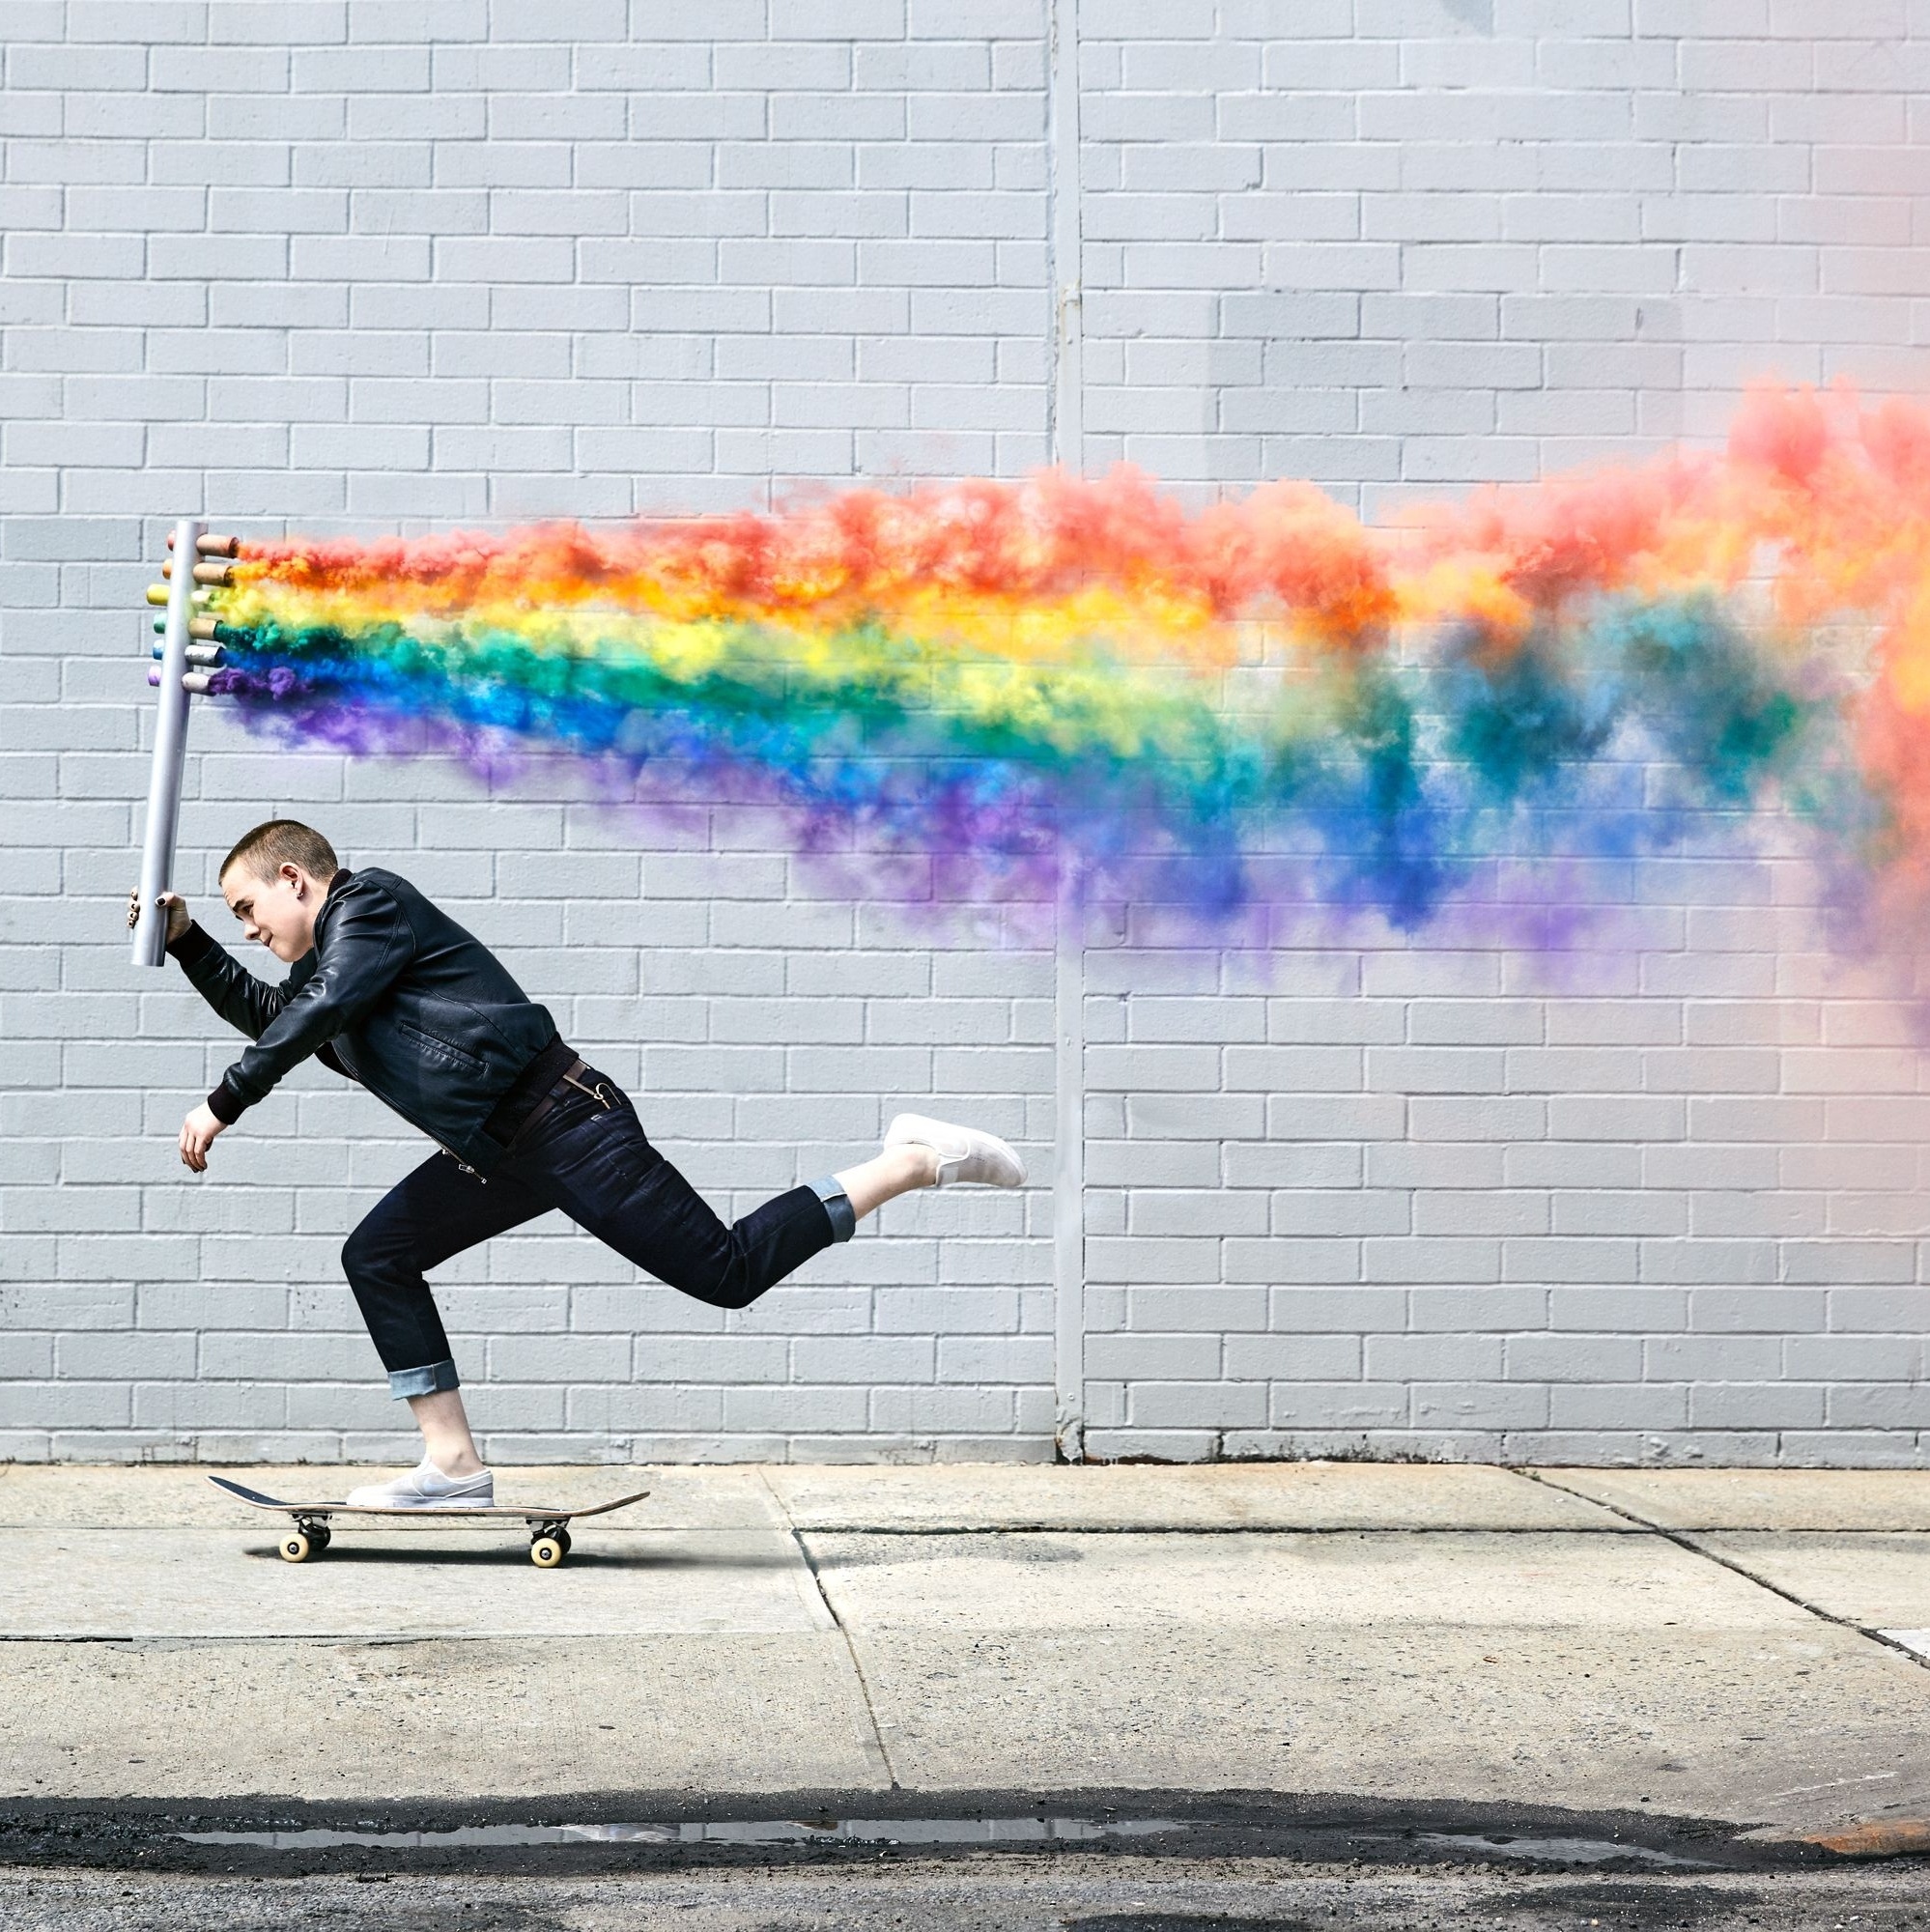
[481,1034,576,1142]
[499,1057,610,1155]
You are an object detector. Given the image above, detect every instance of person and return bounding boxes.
[128,819,1026,1508]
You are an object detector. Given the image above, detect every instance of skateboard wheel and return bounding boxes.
[529,1534,567,1569]
[309,1524,332,1554]
[280,1531,313,1564]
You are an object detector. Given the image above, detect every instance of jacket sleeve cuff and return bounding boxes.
[167,921,217,967]
[206,1078,249,1125]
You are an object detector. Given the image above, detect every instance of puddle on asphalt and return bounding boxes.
[175,1819,1712,1868]
[177,1816,1189,1850]
[1419,1833,1711,1869]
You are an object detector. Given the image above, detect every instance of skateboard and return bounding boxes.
[207,1475,651,1568]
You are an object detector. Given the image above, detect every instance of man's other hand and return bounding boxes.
[128,889,190,944]
[179,1103,225,1173]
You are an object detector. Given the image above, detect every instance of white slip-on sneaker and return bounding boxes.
[886,1112,1028,1189]
[343,1459,495,1510]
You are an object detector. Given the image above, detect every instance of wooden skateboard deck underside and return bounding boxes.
[208,1475,650,1523]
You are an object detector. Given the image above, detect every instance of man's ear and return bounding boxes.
[282,861,306,895]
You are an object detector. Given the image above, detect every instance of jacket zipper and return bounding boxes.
[437,1141,484,1179]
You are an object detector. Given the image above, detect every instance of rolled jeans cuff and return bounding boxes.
[807,1175,856,1243]
[387,1358,461,1401]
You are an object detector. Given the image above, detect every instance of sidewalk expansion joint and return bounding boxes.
[756,1471,899,1791]
[1516,1467,1930,1676]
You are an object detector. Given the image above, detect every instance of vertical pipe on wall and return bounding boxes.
[130,517,205,969]
[1047,0,1083,469]
[1047,0,1086,1461]
[1053,867,1087,1463]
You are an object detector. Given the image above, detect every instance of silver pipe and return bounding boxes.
[130,517,205,968]
[1046,0,1083,476]
[1053,865,1087,1463]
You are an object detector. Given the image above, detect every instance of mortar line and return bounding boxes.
[756,1470,899,1790]
[1518,1467,1930,1674]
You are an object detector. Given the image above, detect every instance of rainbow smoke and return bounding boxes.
[196,385,1924,935]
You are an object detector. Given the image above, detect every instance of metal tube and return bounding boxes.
[131,516,205,968]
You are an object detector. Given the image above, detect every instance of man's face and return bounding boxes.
[220,861,322,962]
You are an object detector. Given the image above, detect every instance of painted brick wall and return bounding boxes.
[2,0,1926,1466]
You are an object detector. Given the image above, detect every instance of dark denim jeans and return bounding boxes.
[340,1067,853,1397]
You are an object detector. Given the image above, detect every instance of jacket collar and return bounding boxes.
[313,868,354,941]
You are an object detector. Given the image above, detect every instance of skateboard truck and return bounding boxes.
[528,1519,571,1569]
[281,1515,332,1564]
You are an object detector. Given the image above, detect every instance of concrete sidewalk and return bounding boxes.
[3,1460,1928,1848]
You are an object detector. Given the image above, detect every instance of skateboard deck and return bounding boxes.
[208,1475,650,1567]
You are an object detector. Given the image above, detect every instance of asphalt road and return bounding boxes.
[6,1859,1930,1932]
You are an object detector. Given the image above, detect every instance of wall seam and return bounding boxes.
[1047,0,1086,1463]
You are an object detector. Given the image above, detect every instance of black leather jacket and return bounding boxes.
[168,867,564,1176]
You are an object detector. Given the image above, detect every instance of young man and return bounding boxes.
[129,819,1026,1506]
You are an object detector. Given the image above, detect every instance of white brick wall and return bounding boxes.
[3,0,1927,1466]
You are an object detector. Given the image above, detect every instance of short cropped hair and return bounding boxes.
[219,818,340,884]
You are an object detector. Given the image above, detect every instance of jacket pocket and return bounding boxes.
[392,1016,487,1072]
